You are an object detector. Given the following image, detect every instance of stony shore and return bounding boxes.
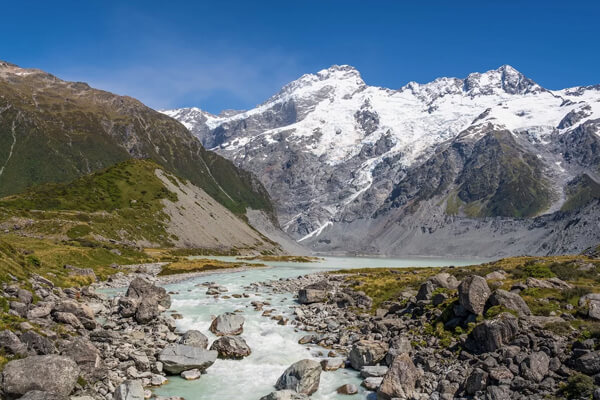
[251,257,600,400]
[2,255,600,400]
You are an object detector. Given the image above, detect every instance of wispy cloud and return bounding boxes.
[59,43,302,113]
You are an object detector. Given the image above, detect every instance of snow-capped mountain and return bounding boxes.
[164,65,600,256]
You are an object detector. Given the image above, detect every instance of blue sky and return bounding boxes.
[2,1,599,113]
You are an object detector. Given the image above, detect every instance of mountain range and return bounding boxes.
[164,65,600,257]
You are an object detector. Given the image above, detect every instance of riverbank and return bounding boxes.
[254,254,600,399]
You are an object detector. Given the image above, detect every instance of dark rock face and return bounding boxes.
[458,275,491,315]
[2,355,80,397]
[377,353,420,400]
[275,359,322,395]
[158,344,217,374]
[119,278,171,324]
[465,313,519,353]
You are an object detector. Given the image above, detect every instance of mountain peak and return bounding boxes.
[465,65,542,95]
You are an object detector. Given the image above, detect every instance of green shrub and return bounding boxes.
[560,373,595,399]
[512,263,555,279]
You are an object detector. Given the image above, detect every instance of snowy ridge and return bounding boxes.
[164,65,600,242]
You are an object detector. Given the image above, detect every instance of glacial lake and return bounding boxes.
[153,256,485,400]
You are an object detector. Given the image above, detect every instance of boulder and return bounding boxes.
[158,344,217,374]
[134,298,159,324]
[209,313,245,336]
[520,351,549,382]
[52,300,96,329]
[377,353,419,400]
[125,277,171,308]
[27,303,53,319]
[458,275,491,315]
[209,336,251,359]
[275,359,322,395]
[572,351,600,375]
[361,365,389,378]
[0,329,27,355]
[2,355,80,397]
[526,277,572,290]
[465,313,519,354]
[53,312,83,329]
[486,289,531,316]
[298,289,327,304]
[259,390,309,400]
[429,272,460,289]
[320,358,345,371]
[337,384,358,395]
[181,369,202,380]
[349,340,389,370]
[60,337,104,381]
[362,377,383,390]
[465,368,488,395]
[16,391,67,400]
[113,380,144,400]
[179,330,209,349]
[485,271,507,281]
[20,331,56,355]
[416,281,434,301]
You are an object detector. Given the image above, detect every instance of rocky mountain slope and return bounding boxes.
[165,65,600,256]
[0,61,273,217]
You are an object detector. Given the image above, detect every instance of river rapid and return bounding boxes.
[152,256,483,400]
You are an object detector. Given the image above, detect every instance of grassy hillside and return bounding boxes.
[562,174,600,212]
[0,159,178,247]
[0,62,273,217]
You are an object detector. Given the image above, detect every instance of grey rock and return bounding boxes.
[16,391,67,400]
[377,353,419,400]
[336,384,358,395]
[209,336,251,359]
[486,385,512,400]
[349,340,389,370]
[134,298,159,324]
[158,344,217,374]
[465,313,519,353]
[416,281,434,301]
[125,277,171,308]
[20,331,56,355]
[573,351,600,375]
[320,358,345,371]
[362,377,383,390]
[458,275,491,315]
[520,351,549,382]
[180,369,202,380]
[465,368,488,395]
[487,289,531,316]
[275,359,322,395]
[298,289,327,304]
[209,313,245,336]
[361,366,388,378]
[60,337,104,381]
[0,329,27,355]
[429,272,459,289]
[179,330,209,349]
[113,380,144,400]
[2,355,80,397]
[259,390,309,400]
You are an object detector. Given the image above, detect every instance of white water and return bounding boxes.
[152,256,483,400]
